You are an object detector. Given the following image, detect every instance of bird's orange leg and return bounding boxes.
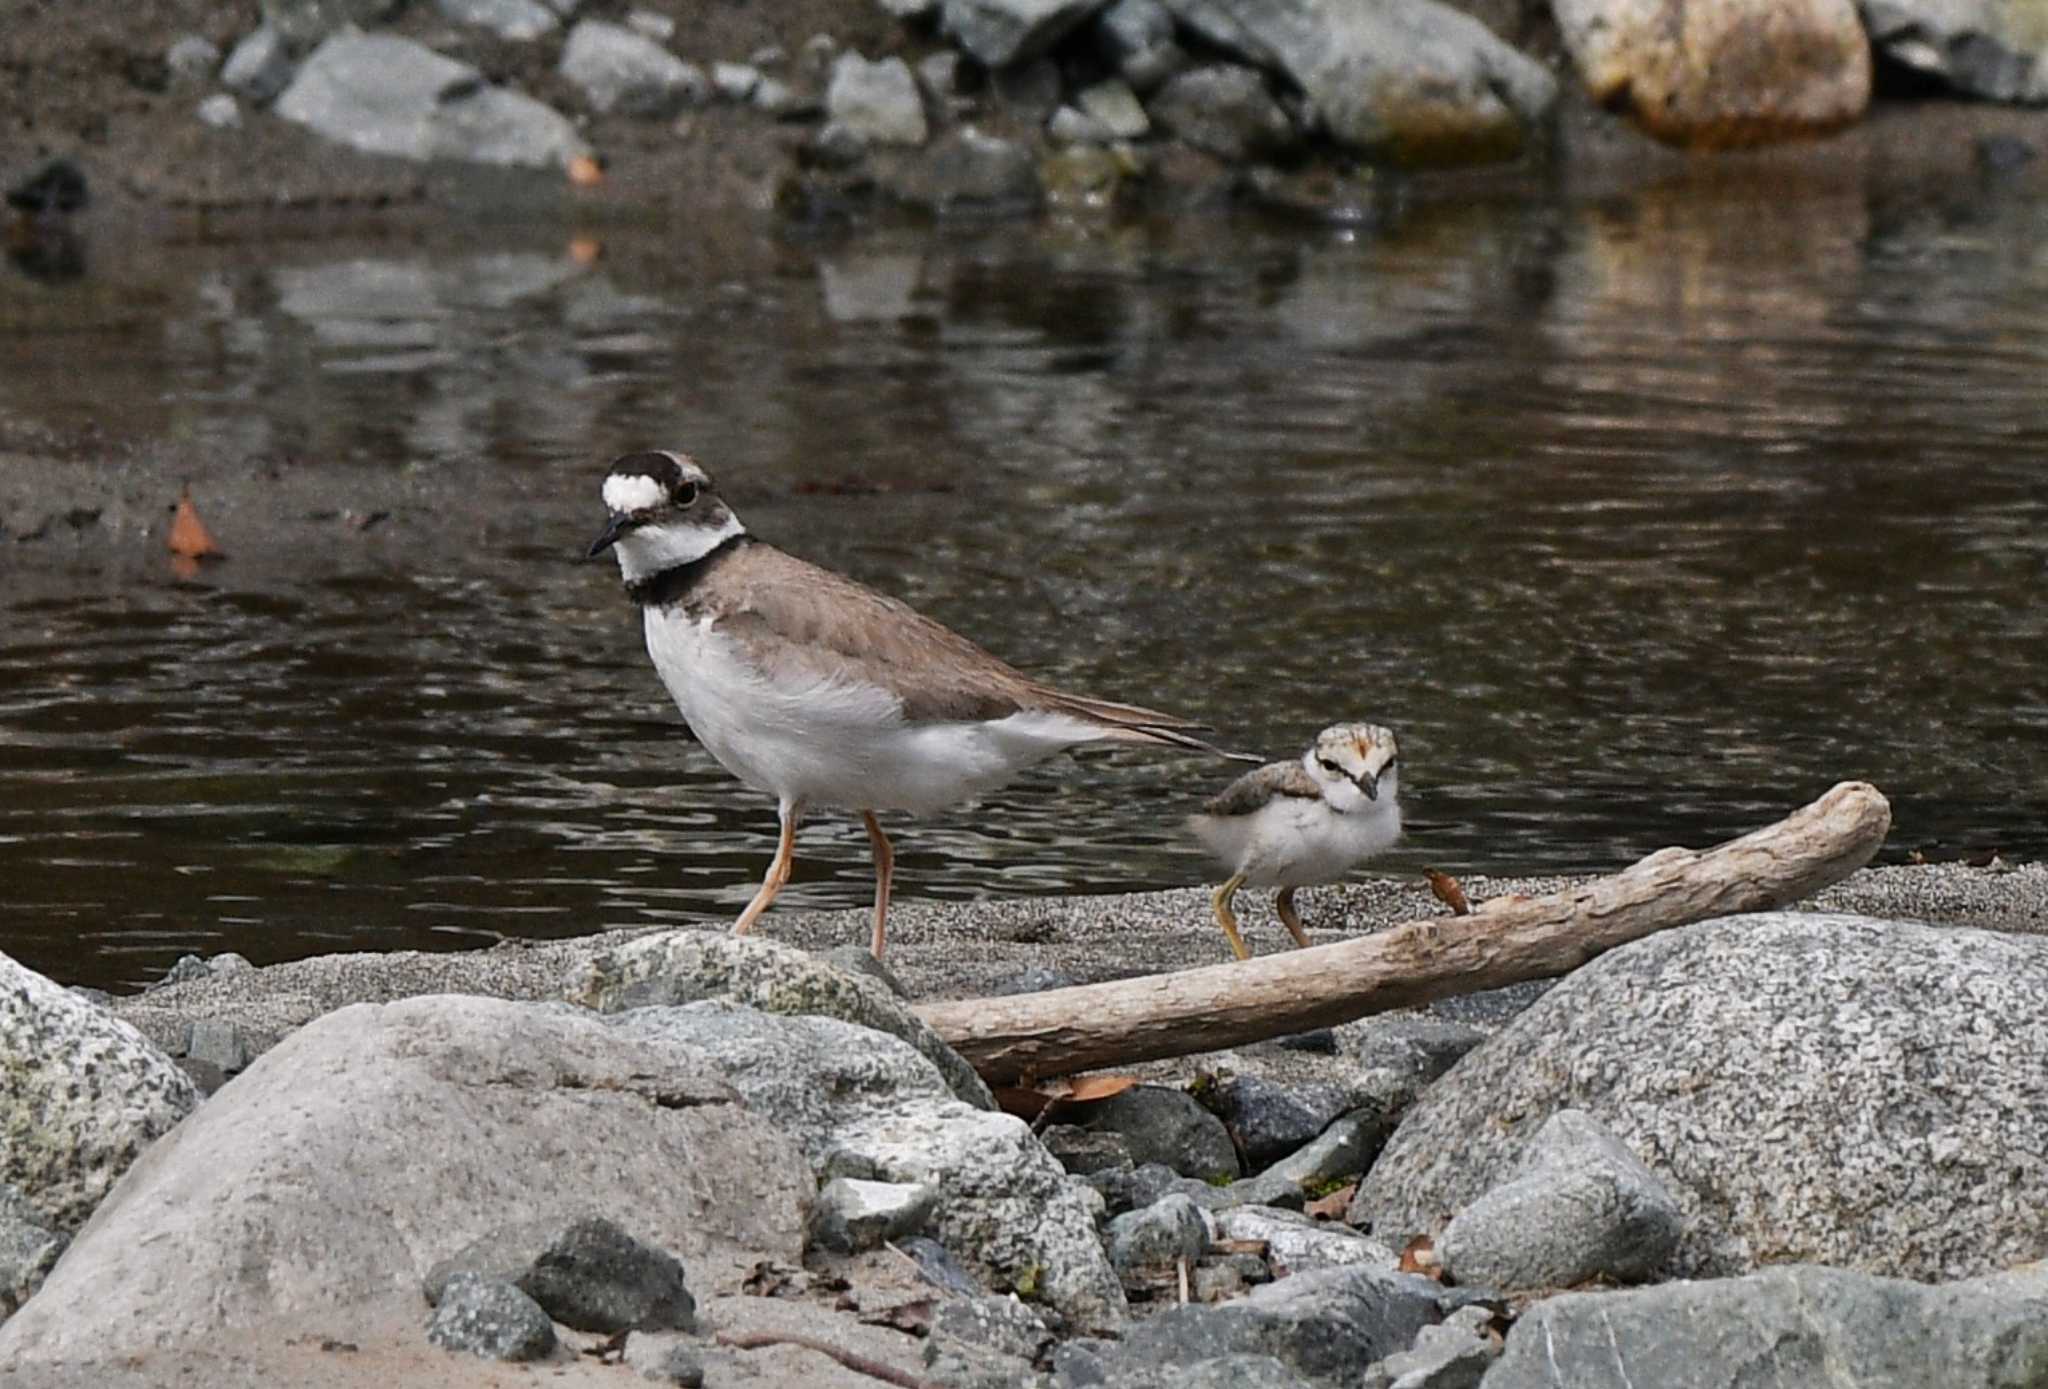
[734,800,801,936]
[862,810,894,958]
[1274,887,1312,949]
[1210,872,1252,961]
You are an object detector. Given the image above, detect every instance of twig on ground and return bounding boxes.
[714,1330,941,1389]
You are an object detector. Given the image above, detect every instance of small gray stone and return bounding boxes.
[711,61,761,101]
[1108,1264,1447,1383]
[815,944,909,998]
[166,35,222,82]
[810,1177,938,1254]
[1249,1107,1387,1196]
[1075,79,1148,139]
[1093,0,1185,92]
[427,1272,556,1362]
[801,33,840,73]
[1073,1085,1239,1182]
[1359,1314,1498,1389]
[991,57,1062,122]
[900,1236,987,1298]
[750,77,812,117]
[941,0,1101,67]
[1042,1125,1133,1176]
[988,965,1085,996]
[436,0,560,40]
[1147,64,1297,162]
[153,954,215,991]
[0,1186,65,1318]
[931,1294,1055,1362]
[208,952,254,975]
[430,1214,695,1334]
[1088,1162,1232,1218]
[749,44,786,68]
[625,8,676,41]
[877,0,940,18]
[915,50,962,100]
[260,0,403,48]
[1206,1075,1352,1173]
[806,120,871,170]
[1106,1193,1209,1271]
[186,1018,253,1074]
[624,1331,705,1386]
[1437,1109,1681,1291]
[827,53,929,146]
[560,20,710,117]
[1212,1206,1395,1277]
[221,26,295,104]
[1048,106,1115,145]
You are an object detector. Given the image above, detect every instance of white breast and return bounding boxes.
[643,608,1102,815]
[1192,795,1402,888]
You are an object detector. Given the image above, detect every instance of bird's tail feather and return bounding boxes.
[1047,691,1261,762]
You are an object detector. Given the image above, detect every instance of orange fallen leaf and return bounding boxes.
[1424,868,1471,916]
[993,1073,1138,1124]
[1303,1182,1356,1221]
[568,234,603,265]
[167,488,221,560]
[1399,1234,1442,1279]
[567,153,604,187]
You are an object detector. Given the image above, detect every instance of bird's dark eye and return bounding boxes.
[674,482,699,507]
[1318,757,1343,775]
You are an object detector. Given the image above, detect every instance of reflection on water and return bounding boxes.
[2,176,2046,990]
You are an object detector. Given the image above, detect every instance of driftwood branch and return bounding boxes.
[715,1331,940,1389]
[916,781,1891,1084]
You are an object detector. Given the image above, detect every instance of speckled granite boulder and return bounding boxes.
[1352,914,2048,1281]
[615,1002,1126,1330]
[566,930,993,1110]
[1,951,199,1233]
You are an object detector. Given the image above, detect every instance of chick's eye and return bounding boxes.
[1318,757,1342,775]
[675,482,699,507]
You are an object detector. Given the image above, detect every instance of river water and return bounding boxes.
[3,169,2044,990]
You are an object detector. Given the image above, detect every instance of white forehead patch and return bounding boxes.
[603,472,669,514]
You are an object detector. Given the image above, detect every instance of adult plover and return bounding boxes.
[1187,722,1402,959]
[589,449,1245,956]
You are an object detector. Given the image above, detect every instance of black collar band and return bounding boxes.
[624,531,752,607]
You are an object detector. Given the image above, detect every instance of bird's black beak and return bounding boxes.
[585,513,629,560]
[1354,769,1380,802]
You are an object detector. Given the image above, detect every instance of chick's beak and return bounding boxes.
[1354,768,1380,802]
[585,512,629,559]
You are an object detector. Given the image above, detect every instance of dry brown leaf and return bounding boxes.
[1398,1234,1442,1279]
[567,154,604,187]
[858,1297,936,1337]
[1424,868,1471,916]
[167,488,221,560]
[568,235,602,265]
[993,1073,1137,1123]
[1303,1183,1356,1221]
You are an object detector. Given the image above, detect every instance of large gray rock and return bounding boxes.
[615,1004,1125,1330]
[1861,0,2048,103]
[1163,0,1555,162]
[827,54,929,147]
[941,0,1105,67]
[809,1177,938,1254]
[1107,1263,1448,1383]
[567,930,994,1111]
[0,996,809,1363]
[1146,64,1298,161]
[1205,1074,1352,1172]
[1437,1109,1681,1290]
[1360,1306,1498,1389]
[275,32,590,168]
[1555,0,1869,148]
[1352,914,2048,1282]
[1484,1263,2048,1389]
[1,951,199,1234]
[558,20,710,116]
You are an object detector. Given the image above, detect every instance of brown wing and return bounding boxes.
[696,544,1223,744]
[1201,759,1320,817]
